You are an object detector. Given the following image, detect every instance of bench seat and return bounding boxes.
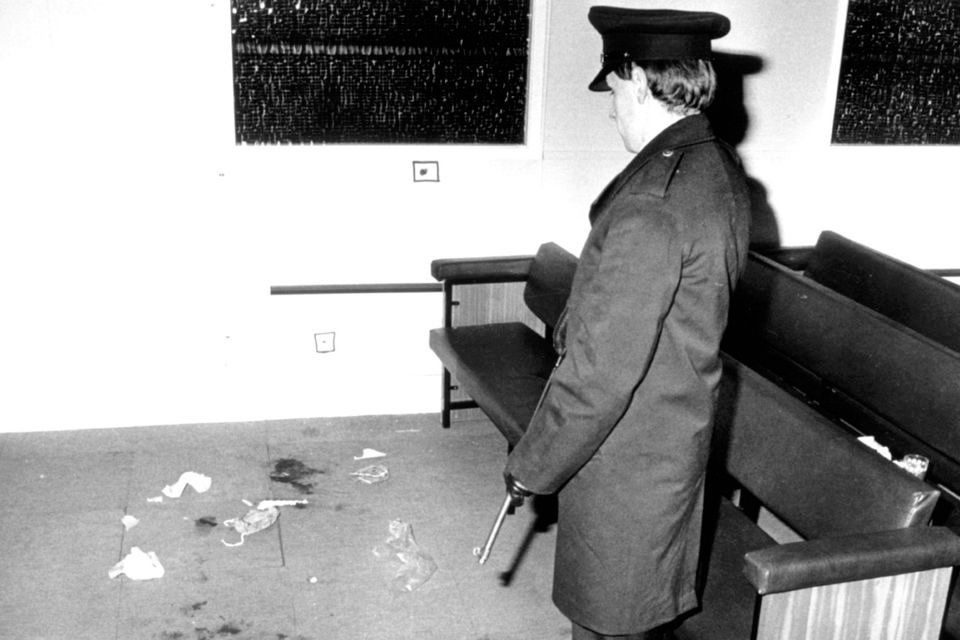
[429,321,555,447]
[430,242,577,432]
[428,242,960,639]
[675,500,775,640]
[736,237,960,639]
[672,355,956,639]
[724,252,960,497]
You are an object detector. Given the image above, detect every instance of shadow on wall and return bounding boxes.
[707,52,780,251]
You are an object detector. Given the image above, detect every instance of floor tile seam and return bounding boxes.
[112,572,126,640]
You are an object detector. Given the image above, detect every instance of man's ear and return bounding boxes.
[629,64,649,102]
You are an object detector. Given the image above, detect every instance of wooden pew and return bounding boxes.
[723,252,960,510]
[674,356,956,640]
[429,242,577,439]
[804,230,960,355]
[428,243,960,639]
[728,243,960,639]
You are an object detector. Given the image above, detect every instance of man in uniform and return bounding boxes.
[503,7,751,639]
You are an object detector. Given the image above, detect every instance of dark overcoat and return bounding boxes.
[505,114,751,634]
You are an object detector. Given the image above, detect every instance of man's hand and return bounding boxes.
[504,472,532,508]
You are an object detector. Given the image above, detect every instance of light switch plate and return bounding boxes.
[412,161,439,182]
[314,332,335,353]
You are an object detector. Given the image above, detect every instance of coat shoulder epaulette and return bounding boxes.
[628,149,685,199]
[629,134,725,199]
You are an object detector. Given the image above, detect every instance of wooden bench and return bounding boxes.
[429,242,577,444]
[429,243,960,639]
[804,230,960,352]
[731,235,960,638]
[779,230,960,354]
[723,251,960,522]
[675,355,956,640]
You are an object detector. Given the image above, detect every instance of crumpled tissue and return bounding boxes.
[109,547,165,580]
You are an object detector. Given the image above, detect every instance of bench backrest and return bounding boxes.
[805,231,960,354]
[523,242,578,331]
[715,356,939,539]
[725,252,960,489]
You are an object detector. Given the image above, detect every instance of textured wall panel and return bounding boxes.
[833,0,960,144]
[232,0,531,144]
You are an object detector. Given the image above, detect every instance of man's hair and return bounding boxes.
[615,59,717,115]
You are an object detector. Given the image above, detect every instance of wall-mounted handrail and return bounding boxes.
[270,283,443,295]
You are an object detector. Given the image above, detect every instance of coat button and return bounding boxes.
[662,149,674,157]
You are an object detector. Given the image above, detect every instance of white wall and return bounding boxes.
[1,0,958,432]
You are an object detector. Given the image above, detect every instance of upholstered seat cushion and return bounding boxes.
[673,499,776,640]
[429,322,556,446]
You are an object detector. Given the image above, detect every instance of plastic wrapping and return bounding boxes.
[372,520,437,592]
[221,504,279,547]
[221,499,308,547]
[350,464,389,484]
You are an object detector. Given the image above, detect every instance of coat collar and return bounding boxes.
[589,114,717,224]
[627,113,716,173]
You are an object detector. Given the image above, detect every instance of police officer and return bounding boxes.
[504,7,751,639]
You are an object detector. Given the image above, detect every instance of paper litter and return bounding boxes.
[162,471,212,498]
[350,464,389,484]
[857,436,892,460]
[255,499,308,510]
[109,547,165,580]
[221,499,307,547]
[354,448,387,460]
[121,515,140,531]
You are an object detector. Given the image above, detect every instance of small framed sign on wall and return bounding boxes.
[832,0,960,144]
[231,0,532,145]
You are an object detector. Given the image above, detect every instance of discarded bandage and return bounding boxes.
[162,471,212,498]
[109,547,165,580]
[350,464,389,485]
[221,499,308,547]
[372,520,437,592]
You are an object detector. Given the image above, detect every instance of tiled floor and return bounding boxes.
[0,414,568,640]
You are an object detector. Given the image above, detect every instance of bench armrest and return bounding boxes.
[744,526,960,595]
[430,255,535,284]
